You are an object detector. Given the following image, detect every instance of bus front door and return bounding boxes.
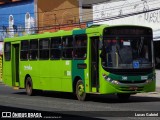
[90,37,99,92]
[12,44,20,87]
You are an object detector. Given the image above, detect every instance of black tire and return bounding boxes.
[117,93,130,100]
[76,80,86,101]
[25,77,35,96]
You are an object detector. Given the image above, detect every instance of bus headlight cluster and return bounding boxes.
[102,74,119,85]
[145,79,153,84]
[146,75,156,84]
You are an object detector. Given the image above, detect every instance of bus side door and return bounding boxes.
[12,43,20,87]
[90,37,99,92]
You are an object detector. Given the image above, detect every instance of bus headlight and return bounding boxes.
[145,79,153,84]
[102,74,119,85]
[111,80,119,85]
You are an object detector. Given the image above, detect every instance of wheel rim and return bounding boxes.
[78,84,84,97]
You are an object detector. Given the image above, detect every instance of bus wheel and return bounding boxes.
[76,80,86,101]
[117,93,130,100]
[25,77,34,96]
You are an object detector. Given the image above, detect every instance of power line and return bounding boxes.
[0,0,158,16]
[1,0,159,26]
[1,6,160,32]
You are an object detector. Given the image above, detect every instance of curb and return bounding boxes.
[156,87,160,92]
[0,81,4,85]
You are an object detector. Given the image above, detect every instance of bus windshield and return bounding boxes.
[101,27,153,69]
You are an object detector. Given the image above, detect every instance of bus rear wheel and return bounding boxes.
[25,77,35,96]
[76,80,86,101]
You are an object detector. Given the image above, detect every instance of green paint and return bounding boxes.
[73,29,86,35]
[72,60,85,90]
[108,72,154,81]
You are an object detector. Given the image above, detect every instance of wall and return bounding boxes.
[0,0,35,41]
[37,0,79,31]
[93,0,160,40]
[82,8,92,22]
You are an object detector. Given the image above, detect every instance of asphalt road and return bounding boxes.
[0,84,160,120]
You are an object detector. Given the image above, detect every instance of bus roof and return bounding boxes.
[4,29,73,42]
[4,24,151,42]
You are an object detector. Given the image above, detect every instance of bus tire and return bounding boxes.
[117,93,130,100]
[76,80,86,101]
[25,77,35,96]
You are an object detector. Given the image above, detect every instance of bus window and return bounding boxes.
[4,42,11,61]
[39,39,49,60]
[74,34,87,59]
[62,36,73,59]
[50,37,61,59]
[29,40,38,60]
[20,40,29,60]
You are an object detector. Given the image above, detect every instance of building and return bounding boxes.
[38,0,79,27]
[0,0,35,40]
[93,0,160,40]
[0,0,92,41]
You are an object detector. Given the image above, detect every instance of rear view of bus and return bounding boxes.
[100,26,155,99]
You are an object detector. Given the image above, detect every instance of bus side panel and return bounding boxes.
[19,61,28,88]
[72,60,86,90]
[84,59,89,93]
[19,61,40,89]
[61,60,72,92]
[45,60,62,91]
[3,61,12,87]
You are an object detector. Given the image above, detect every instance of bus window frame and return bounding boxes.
[4,42,11,61]
[20,40,29,61]
[62,35,74,60]
[73,34,87,60]
[29,39,39,60]
[39,38,50,60]
[50,37,62,60]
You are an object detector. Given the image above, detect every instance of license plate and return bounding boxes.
[129,86,138,90]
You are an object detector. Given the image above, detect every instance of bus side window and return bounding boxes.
[39,38,49,60]
[4,42,11,61]
[30,39,38,60]
[74,34,87,59]
[62,36,73,59]
[50,37,61,59]
[20,40,29,60]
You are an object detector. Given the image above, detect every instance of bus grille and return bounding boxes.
[118,80,146,84]
[118,87,144,91]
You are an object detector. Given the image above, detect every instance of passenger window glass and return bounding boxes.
[74,35,87,59]
[4,42,11,61]
[20,40,29,60]
[50,37,61,59]
[39,39,49,60]
[62,36,73,59]
[30,40,38,60]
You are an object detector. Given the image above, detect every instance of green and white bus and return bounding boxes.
[3,25,155,100]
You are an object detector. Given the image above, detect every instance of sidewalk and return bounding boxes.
[0,80,3,85]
